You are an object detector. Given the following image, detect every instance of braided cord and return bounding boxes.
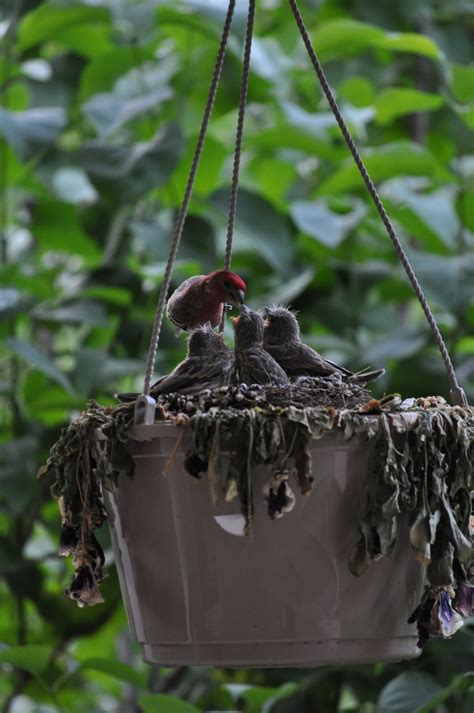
[224,0,256,270]
[288,0,467,406]
[143,0,236,395]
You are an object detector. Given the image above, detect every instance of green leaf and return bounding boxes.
[209,188,293,273]
[0,106,66,160]
[375,33,440,59]
[418,673,474,713]
[317,142,454,195]
[83,86,173,137]
[375,88,444,125]
[82,57,176,135]
[251,268,315,308]
[139,693,200,713]
[407,249,474,314]
[245,156,297,210]
[381,180,460,248]
[33,300,109,327]
[21,59,52,82]
[458,187,474,232]
[78,657,146,689]
[52,167,98,205]
[249,124,341,160]
[281,101,336,136]
[172,135,226,198]
[456,336,474,354]
[376,673,443,713]
[0,288,33,320]
[5,337,75,395]
[239,686,279,713]
[313,19,384,63]
[21,372,79,426]
[312,20,440,63]
[450,63,474,103]
[0,645,51,678]
[52,23,113,58]
[195,683,236,711]
[79,48,138,101]
[19,3,110,50]
[459,106,474,130]
[337,77,375,107]
[159,1,248,30]
[81,124,184,201]
[0,437,40,514]
[77,286,132,307]
[281,100,374,139]
[362,328,426,364]
[31,201,101,259]
[290,199,366,247]
[73,349,143,394]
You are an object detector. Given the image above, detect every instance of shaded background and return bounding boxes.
[1,0,473,710]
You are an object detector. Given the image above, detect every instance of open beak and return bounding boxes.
[227,288,245,309]
[262,307,272,326]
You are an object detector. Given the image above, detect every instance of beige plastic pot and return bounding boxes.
[103,422,424,667]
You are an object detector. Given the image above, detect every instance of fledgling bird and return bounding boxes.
[166,269,246,332]
[233,307,289,386]
[117,326,235,402]
[263,306,385,384]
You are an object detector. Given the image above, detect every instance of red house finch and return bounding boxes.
[233,307,289,386]
[166,270,246,331]
[263,306,385,384]
[117,326,235,401]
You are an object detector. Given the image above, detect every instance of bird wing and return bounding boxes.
[154,353,235,395]
[115,354,235,401]
[238,348,288,386]
[268,342,351,377]
[166,275,205,330]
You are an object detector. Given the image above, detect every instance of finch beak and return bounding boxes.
[226,288,245,309]
[231,316,240,325]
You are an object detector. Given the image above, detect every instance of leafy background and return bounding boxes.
[1,0,474,710]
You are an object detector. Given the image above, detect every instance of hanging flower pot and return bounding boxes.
[43,387,473,667]
[41,0,473,670]
[102,419,426,667]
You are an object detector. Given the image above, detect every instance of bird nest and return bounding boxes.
[40,380,474,646]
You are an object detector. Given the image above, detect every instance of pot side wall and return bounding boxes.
[103,423,424,667]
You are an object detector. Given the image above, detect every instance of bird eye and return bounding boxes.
[224,280,231,288]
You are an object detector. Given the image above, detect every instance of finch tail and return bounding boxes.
[114,392,139,403]
[347,368,385,385]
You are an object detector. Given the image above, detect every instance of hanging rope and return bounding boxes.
[142,0,236,396]
[224,0,256,271]
[288,0,467,406]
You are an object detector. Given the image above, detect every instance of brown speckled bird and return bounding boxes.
[233,307,289,386]
[263,306,385,384]
[166,270,246,331]
[117,326,235,402]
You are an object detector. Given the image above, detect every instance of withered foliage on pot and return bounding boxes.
[345,398,474,645]
[40,383,474,646]
[183,393,474,644]
[39,401,135,607]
